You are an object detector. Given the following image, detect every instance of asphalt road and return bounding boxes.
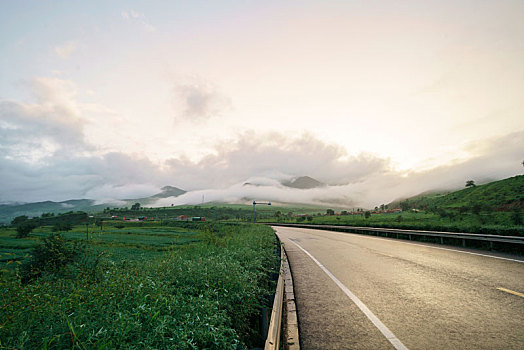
[273,226,524,350]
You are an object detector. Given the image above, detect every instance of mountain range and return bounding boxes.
[2,175,522,225]
[0,186,187,224]
[0,176,327,224]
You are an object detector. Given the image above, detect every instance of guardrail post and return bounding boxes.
[440,237,444,245]
[462,239,466,247]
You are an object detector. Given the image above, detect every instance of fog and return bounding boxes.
[1,77,522,207]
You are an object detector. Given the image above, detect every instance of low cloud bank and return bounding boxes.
[154,130,524,209]
[1,77,522,206]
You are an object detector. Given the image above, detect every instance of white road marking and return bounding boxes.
[276,226,524,264]
[389,241,524,263]
[497,287,524,298]
[288,238,409,350]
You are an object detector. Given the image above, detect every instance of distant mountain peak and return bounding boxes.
[282,176,325,189]
[152,186,186,198]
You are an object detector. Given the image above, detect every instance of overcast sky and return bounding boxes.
[1,0,523,206]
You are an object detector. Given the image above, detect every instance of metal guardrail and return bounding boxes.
[265,247,284,350]
[266,223,524,250]
[265,244,300,350]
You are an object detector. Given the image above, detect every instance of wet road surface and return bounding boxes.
[274,226,524,350]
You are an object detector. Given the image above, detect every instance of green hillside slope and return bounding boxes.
[390,175,524,211]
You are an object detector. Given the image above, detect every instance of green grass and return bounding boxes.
[258,176,524,236]
[390,175,524,211]
[264,210,524,236]
[0,222,279,349]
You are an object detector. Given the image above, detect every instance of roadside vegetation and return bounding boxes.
[294,211,524,236]
[265,175,524,237]
[0,221,279,349]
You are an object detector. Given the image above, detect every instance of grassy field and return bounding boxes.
[0,221,279,349]
[101,203,325,222]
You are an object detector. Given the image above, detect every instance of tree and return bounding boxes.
[11,215,29,226]
[364,211,371,219]
[16,222,36,238]
[400,201,410,211]
[131,202,141,211]
[465,180,476,188]
[326,209,335,216]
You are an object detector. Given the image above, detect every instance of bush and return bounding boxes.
[16,222,36,238]
[20,233,103,284]
[11,215,29,225]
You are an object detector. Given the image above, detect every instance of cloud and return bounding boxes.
[54,41,77,59]
[156,131,524,208]
[172,77,232,123]
[1,129,522,206]
[0,151,170,203]
[165,131,389,189]
[1,78,522,206]
[0,78,88,162]
[121,9,156,32]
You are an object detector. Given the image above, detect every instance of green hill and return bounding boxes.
[390,175,524,211]
[0,186,188,225]
[0,200,106,225]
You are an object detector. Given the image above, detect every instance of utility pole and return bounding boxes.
[252,200,271,223]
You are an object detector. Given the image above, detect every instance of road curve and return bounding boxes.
[274,226,524,350]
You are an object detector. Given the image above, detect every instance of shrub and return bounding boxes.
[20,233,103,284]
[16,222,36,238]
[11,215,29,225]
